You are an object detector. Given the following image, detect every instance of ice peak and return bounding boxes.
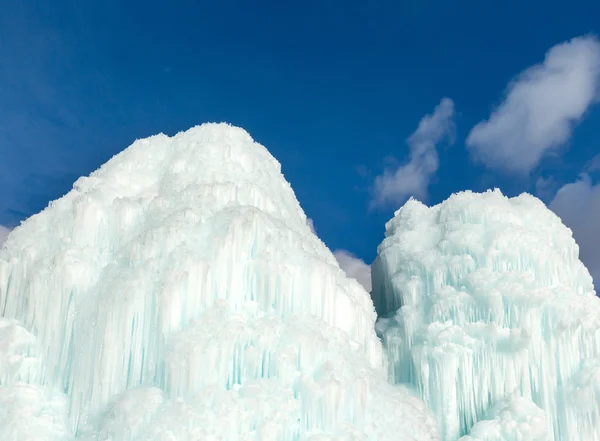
[0,123,439,440]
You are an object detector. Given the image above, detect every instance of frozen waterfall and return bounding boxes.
[0,124,438,441]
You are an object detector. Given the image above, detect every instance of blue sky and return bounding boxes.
[1,0,600,287]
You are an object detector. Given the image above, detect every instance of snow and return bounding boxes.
[373,190,600,441]
[0,123,439,441]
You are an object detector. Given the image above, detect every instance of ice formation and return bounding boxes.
[373,190,600,441]
[0,124,439,441]
[457,394,548,441]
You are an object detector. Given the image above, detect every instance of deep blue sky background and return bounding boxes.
[1,0,600,270]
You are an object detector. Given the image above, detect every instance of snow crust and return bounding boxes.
[373,190,600,441]
[0,123,439,440]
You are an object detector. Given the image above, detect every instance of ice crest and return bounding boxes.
[0,123,438,440]
[374,190,600,441]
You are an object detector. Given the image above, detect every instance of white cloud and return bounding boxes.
[0,226,11,245]
[549,174,600,283]
[467,35,600,173]
[371,98,455,208]
[334,250,372,292]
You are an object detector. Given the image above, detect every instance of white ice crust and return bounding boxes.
[0,124,438,441]
[373,190,600,441]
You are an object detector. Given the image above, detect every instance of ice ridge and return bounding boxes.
[0,123,439,441]
[373,190,600,441]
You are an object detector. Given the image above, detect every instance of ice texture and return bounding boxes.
[373,190,600,441]
[0,123,439,441]
[458,394,548,441]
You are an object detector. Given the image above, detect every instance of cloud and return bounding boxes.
[306,218,316,234]
[0,226,11,245]
[334,250,372,292]
[549,174,600,283]
[466,35,600,174]
[371,98,455,208]
[588,153,600,172]
[535,176,558,200]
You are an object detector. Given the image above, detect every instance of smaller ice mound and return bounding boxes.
[373,189,600,441]
[0,318,70,440]
[0,383,70,441]
[563,358,600,440]
[458,394,548,441]
[0,318,37,385]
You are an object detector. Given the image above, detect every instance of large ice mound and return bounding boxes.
[0,123,439,440]
[373,190,600,441]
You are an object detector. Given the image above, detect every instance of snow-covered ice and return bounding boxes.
[2,123,599,441]
[458,394,549,441]
[373,190,600,441]
[0,124,439,441]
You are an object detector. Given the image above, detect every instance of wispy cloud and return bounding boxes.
[0,226,11,245]
[334,250,372,292]
[0,3,111,227]
[466,35,600,174]
[535,176,559,201]
[549,174,600,283]
[370,98,455,208]
[588,153,600,172]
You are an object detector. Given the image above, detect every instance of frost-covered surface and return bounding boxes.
[458,394,548,441]
[373,190,600,441]
[563,358,600,440]
[0,123,439,440]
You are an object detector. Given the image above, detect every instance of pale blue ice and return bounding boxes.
[0,124,437,441]
[374,191,600,441]
[1,124,599,441]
